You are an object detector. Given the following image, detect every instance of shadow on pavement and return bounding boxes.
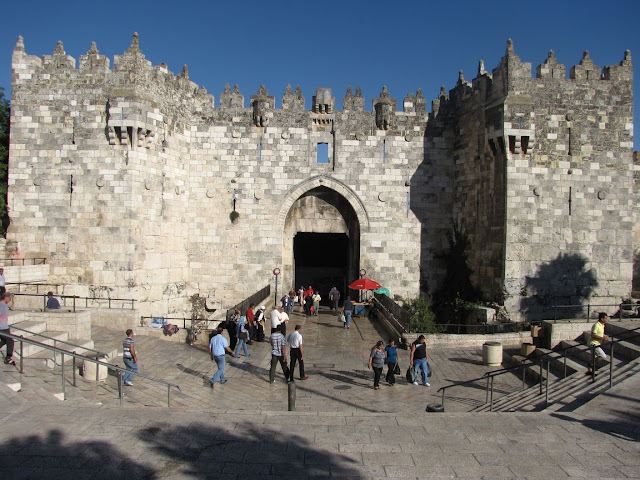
[0,429,157,479]
[136,420,368,478]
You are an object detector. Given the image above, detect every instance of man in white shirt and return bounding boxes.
[270,307,282,333]
[0,268,6,295]
[287,324,308,381]
[279,307,289,337]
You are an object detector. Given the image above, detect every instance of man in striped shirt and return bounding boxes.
[269,324,290,383]
[122,329,138,386]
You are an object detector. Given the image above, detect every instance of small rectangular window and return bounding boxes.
[317,143,329,164]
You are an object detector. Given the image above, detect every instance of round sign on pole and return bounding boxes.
[273,267,281,276]
[359,268,366,277]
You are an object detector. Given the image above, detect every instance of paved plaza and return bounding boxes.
[0,306,638,478]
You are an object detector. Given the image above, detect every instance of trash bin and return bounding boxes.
[482,341,503,366]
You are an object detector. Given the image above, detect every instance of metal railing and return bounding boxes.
[0,331,180,407]
[9,325,109,369]
[436,326,640,412]
[226,285,270,321]
[1,257,47,266]
[527,300,640,322]
[12,292,136,312]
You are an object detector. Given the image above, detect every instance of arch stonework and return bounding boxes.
[276,175,370,235]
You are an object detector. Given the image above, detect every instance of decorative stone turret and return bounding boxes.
[281,84,305,111]
[373,86,396,130]
[220,83,244,109]
[251,85,275,127]
[342,86,365,112]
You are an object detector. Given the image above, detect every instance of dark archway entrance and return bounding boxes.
[294,232,348,304]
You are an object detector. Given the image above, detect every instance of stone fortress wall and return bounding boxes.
[7,34,637,321]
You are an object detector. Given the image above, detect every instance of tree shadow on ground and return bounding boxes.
[0,429,157,479]
[135,420,369,478]
[520,253,598,322]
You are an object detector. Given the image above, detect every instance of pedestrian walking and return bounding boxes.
[0,293,16,365]
[342,296,354,329]
[233,315,250,357]
[312,291,321,316]
[368,341,385,389]
[122,329,138,386]
[227,309,239,352]
[586,312,610,375]
[410,335,430,387]
[288,324,309,381]
[245,303,255,344]
[329,286,340,311]
[255,305,266,342]
[269,325,290,383]
[209,326,234,388]
[384,338,398,385]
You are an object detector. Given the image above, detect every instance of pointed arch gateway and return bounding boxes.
[277,176,369,304]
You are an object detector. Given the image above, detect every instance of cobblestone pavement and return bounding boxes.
[0,306,638,479]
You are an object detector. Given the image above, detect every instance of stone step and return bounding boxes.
[27,338,96,368]
[9,330,70,358]
[472,357,640,413]
[8,319,48,335]
[7,310,26,326]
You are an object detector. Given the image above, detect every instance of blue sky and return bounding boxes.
[2,0,638,149]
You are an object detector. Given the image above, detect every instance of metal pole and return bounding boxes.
[274,275,278,308]
[563,354,567,378]
[489,376,494,412]
[485,377,490,404]
[545,361,549,407]
[288,380,296,411]
[53,340,57,371]
[167,384,171,408]
[72,353,77,386]
[61,353,66,400]
[96,354,100,382]
[117,370,123,406]
[591,347,596,383]
[522,366,526,390]
[539,363,543,395]
[609,343,614,389]
[19,338,24,374]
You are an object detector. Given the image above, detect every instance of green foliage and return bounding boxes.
[0,87,8,236]
[432,222,481,324]
[403,296,442,334]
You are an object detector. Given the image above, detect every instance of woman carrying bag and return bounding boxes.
[368,341,386,390]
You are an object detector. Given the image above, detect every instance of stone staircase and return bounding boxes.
[471,321,640,413]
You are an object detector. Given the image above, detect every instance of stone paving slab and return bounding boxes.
[0,307,638,478]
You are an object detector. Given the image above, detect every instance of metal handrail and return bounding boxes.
[226,285,270,321]
[436,326,640,412]
[12,292,136,312]
[0,331,180,407]
[8,325,108,360]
